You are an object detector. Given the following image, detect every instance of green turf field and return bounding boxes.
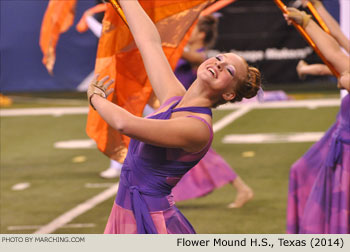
[0,91,340,234]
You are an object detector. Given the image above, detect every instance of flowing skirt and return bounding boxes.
[287,109,350,233]
[172,148,237,202]
[104,202,195,234]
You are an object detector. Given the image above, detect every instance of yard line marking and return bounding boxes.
[54,139,96,149]
[0,107,88,117]
[213,106,252,133]
[85,183,116,188]
[8,223,95,231]
[9,96,87,106]
[33,183,119,234]
[11,182,31,191]
[0,98,340,117]
[222,132,324,144]
[218,98,340,110]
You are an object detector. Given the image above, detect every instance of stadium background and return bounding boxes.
[0,0,345,92]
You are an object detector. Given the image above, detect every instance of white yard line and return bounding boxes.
[0,107,88,117]
[54,139,96,149]
[9,96,87,106]
[33,183,119,234]
[222,132,324,144]
[213,106,252,133]
[214,98,340,138]
[0,98,340,117]
[217,98,340,110]
[213,98,340,132]
[85,183,116,188]
[8,223,95,231]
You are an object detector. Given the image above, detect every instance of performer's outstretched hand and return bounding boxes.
[87,74,114,110]
[284,7,311,28]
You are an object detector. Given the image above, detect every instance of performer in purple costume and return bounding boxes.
[284,8,350,233]
[287,94,349,233]
[172,15,253,208]
[88,0,261,234]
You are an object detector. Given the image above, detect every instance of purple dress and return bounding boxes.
[104,96,213,234]
[172,50,237,202]
[287,93,350,234]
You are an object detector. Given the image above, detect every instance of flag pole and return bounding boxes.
[106,0,128,27]
[307,2,330,34]
[200,0,236,16]
[274,0,339,77]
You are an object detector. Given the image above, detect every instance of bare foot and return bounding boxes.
[227,177,254,208]
[296,60,307,80]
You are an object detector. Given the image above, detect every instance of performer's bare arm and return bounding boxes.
[302,0,350,53]
[285,8,350,91]
[91,93,210,153]
[305,21,350,83]
[119,0,186,104]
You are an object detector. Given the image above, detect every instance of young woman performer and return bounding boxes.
[172,15,253,208]
[88,0,261,234]
[284,8,349,233]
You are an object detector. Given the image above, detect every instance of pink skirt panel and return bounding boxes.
[172,148,237,202]
[104,203,167,234]
[287,125,336,233]
[104,202,195,234]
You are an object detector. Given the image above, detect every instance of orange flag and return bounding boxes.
[40,0,77,74]
[86,0,214,162]
[201,0,236,16]
[76,3,107,33]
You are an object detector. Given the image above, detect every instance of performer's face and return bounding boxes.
[197,53,247,101]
